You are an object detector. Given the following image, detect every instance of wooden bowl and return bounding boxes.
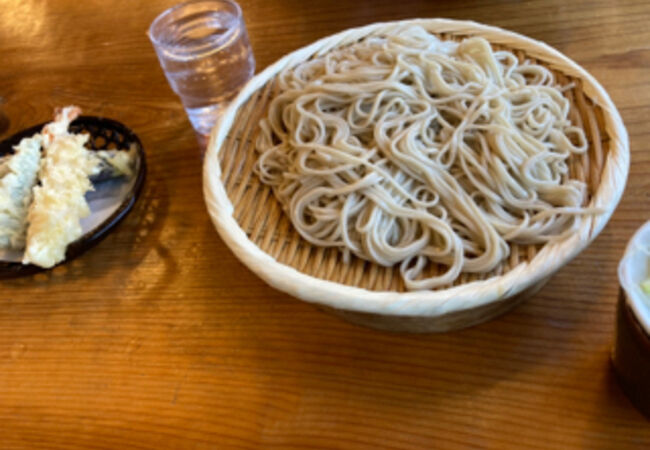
[203,19,629,332]
[613,221,650,417]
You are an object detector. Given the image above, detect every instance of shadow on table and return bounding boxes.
[581,362,650,447]
[580,340,650,446]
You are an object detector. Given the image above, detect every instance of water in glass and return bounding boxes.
[149,0,255,136]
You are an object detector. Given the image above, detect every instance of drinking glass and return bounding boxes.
[148,0,255,136]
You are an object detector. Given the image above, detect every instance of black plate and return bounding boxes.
[0,116,147,279]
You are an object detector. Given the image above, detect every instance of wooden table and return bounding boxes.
[1,0,649,447]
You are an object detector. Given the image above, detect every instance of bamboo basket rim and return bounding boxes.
[203,18,629,317]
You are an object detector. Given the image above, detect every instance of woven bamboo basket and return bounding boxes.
[203,19,629,332]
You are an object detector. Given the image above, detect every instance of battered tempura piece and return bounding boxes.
[22,106,99,268]
[0,135,42,249]
[89,145,137,180]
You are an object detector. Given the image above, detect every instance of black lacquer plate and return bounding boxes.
[0,116,147,279]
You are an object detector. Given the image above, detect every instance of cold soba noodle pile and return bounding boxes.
[255,26,596,290]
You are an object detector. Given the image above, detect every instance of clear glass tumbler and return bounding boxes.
[148,0,255,136]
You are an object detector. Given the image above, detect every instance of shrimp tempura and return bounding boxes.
[22,106,99,268]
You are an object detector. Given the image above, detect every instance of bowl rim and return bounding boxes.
[619,221,650,335]
[203,18,630,317]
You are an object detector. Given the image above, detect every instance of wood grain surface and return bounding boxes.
[1,0,649,448]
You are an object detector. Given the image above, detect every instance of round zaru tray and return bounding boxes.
[203,19,630,332]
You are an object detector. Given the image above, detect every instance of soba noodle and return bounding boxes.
[255,26,596,290]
